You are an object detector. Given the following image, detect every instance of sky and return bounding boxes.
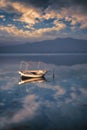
[0,0,87,45]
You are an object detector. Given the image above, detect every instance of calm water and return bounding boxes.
[0,54,87,130]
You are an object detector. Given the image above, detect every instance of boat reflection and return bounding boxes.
[19,76,46,85]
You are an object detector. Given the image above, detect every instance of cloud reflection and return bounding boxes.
[0,61,87,129]
[11,94,40,123]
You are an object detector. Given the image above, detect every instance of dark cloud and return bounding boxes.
[49,0,70,8]
[48,0,87,14]
[3,5,21,14]
[49,0,87,7]
[73,0,87,6]
[72,0,87,13]
[50,0,87,11]
[48,0,71,11]
[10,0,87,13]
[11,0,49,9]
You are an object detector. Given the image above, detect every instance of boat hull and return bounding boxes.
[19,70,47,78]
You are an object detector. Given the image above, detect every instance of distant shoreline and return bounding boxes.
[0,53,87,56]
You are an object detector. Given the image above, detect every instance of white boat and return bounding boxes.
[18,70,47,78]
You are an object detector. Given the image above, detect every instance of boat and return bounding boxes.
[18,70,47,78]
[18,77,46,85]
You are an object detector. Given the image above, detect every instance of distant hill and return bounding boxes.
[0,38,87,53]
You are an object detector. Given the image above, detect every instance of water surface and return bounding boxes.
[0,54,87,130]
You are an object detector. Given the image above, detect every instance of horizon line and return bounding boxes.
[0,53,87,56]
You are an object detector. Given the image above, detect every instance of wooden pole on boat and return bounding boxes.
[53,69,55,80]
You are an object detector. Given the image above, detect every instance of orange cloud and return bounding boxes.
[43,8,62,20]
[61,7,87,28]
[54,20,66,30]
[0,0,87,42]
[0,0,7,8]
[11,2,43,26]
[0,0,42,26]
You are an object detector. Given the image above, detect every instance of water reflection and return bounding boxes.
[0,60,87,130]
[19,77,46,85]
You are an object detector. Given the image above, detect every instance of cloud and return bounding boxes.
[53,20,66,30]
[80,88,87,95]
[0,20,66,43]
[10,94,40,123]
[73,0,87,6]
[59,7,87,29]
[48,0,87,13]
[19,7,42,25]
[0,15,5,18]
[0,0,17,13]
[0,0,87,43]
[12,2,43,24]
[0,0,6,8]
[54,86,66,98]
[0,94,40,129]
[0,0,43,25]
[0,78,17,90]
[10,0,49,9]
[0,62,87,130]
[9,0,87,13]
[0,25,31,38]
[72,0,87,12]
